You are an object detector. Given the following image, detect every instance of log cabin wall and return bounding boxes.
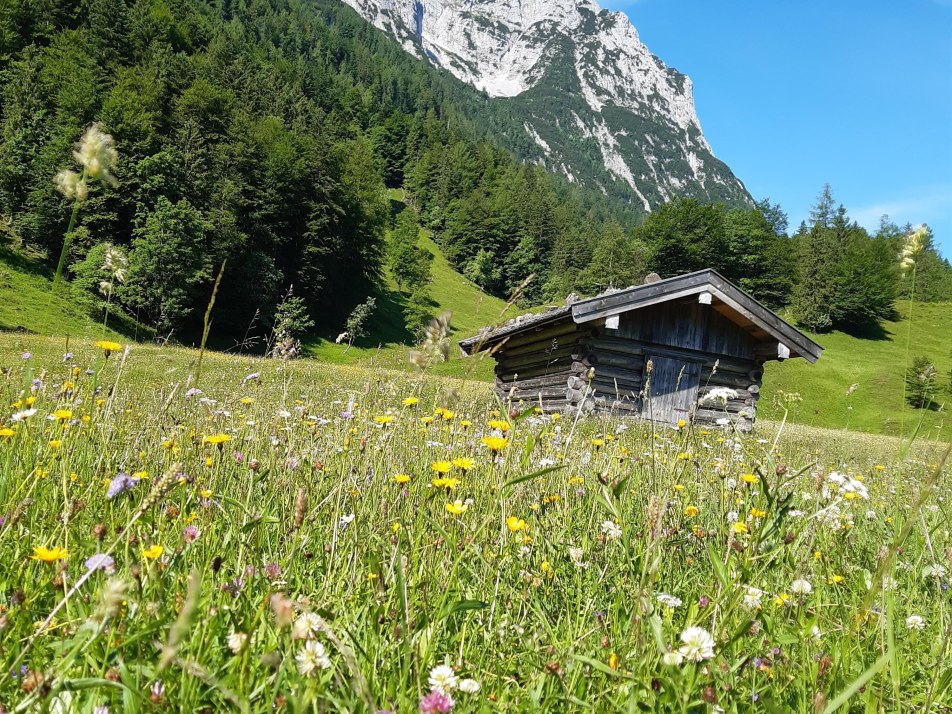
[491,298,767,429]
[492,318,592,413]
[595,297,763,429]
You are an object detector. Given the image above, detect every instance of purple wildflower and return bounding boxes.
[420,690,454,714]
[183,524,201,544]
[85,553,115,572]
[106,472,140,500]
[62,352,73,362]
[223,577,244,598]
[264,562,282,580]
[340,411,353,420]
[243,372,260,383]
[20,352,31,360]
[185,388,203,398]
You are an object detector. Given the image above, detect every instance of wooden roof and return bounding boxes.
[460,269,823,363]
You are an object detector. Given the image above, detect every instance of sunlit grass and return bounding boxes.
[0,334,949,712]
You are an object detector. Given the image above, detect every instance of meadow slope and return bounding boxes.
[0,334,949,712]
[1,228,949,439]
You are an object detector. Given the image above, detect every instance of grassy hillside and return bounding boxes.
[2,226,949,439]
[0,242,144,342]
[761,301,950,439]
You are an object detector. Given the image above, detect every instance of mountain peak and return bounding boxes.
[341,0,749,211]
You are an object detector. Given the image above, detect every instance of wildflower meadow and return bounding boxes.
[0,335,949,712]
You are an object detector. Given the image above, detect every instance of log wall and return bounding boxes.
[491,312,764,430]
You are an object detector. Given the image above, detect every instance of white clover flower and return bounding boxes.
[293,612,323,640]
[678,626,715,662]
[811,625,822,641]
[662,651,684,666]
[601,520,622,540]
[458,678,481,694]
[296,640,331,675]
[655,593,683,609]
[905,615,925,630]
[227,630,248,654]
[428,664,458,694]
[923,564,947,580]
[568,546,587,569]
[11,408,37,422]
[791,578,812,595]
[742,586,764,610]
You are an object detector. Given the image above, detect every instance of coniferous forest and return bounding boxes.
[1,0,949,341]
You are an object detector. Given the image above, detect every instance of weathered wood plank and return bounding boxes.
[496,346,578,371]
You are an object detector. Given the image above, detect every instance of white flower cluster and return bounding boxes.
[822,471,869,501]
[700,387,738,406]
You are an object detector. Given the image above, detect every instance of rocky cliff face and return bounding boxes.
[340,0,751,211]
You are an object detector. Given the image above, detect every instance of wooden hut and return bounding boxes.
[459,269,822,431]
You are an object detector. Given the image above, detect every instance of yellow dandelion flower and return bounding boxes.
[749,508,767,519]
[731,521,749,534]
[452,457,475,471]
[541,560,554,578]
[591,438,605,448]
[374,415,395,425]
[459,419,472,429]
[403,397,419,407]
[0,427,15,438]
[94,340,123,357]
[51,409,72,421]
[392,522,402,533]
[142,545,164,560]
[741,473,757,484]
[240,397,255,405]
[393,474,411,484]
[676,419,687,429]
[828,574,844,584]
[445,500,468,515]
[773,593,791,607]
[440,410,455,421]
[421,416,434,425]
[431,461,452,474]
[684,505,699,518]
[31,546,68,562]
[672,484,685,492]
[431,477,460,490]
[202,433,232,446]
[481,436,509,452]
[487,419,511,432]
[608,652,619,670]
[49,439,62,449]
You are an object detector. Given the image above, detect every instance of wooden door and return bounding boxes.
[642,355,701,425]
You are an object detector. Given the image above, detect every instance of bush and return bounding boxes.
[905,356,938,408]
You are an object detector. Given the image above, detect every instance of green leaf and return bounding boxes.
[568,654,633,679]
[706,541,730,590]
[822,652,891,713]
[501,464,565,493]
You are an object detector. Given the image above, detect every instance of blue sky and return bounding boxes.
[602,0,952,257]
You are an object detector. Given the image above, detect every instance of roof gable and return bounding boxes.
[570,270,823,363]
